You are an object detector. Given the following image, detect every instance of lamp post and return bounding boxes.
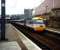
[46,5,48,13]
[1,0,6,40]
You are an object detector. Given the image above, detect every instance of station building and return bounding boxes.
[34,0,60,29]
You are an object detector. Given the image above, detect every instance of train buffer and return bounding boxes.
[0,24,42,50]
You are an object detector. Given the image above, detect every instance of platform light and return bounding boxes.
[1,3,5,7]
[1,0,6,40]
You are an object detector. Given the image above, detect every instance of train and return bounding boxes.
[11,17,46,32]
[31,17,46,32]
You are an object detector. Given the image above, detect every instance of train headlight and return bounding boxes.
[40,25,43,27]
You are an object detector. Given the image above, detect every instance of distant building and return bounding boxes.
[5,15,11,19]
[24,9,33,20]
[0,15,10,19]
[10,14,24,20]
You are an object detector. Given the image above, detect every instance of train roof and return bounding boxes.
[32,17,46,20]
[32,17,43,20]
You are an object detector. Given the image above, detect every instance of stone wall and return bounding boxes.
[48,16,60,29]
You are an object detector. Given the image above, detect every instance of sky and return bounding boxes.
[0,0,44,15]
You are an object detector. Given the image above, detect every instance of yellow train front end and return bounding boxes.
[32,17,46,32]
[33,25,46,32]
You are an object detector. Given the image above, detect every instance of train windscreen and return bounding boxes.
[32,20,44,24]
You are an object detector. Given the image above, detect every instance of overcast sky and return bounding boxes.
[0,0,44,15]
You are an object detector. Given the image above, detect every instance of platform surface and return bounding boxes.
[5,24,42,50]
[0,41,21,50]
[46,28,60,34]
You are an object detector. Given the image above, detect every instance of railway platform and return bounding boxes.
[0,24,41,50]
[0,41,21,50]
[46,28,60,34]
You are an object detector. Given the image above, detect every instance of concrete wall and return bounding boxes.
[35,0,60,15]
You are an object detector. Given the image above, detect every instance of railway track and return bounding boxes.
[11,23,60,50]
